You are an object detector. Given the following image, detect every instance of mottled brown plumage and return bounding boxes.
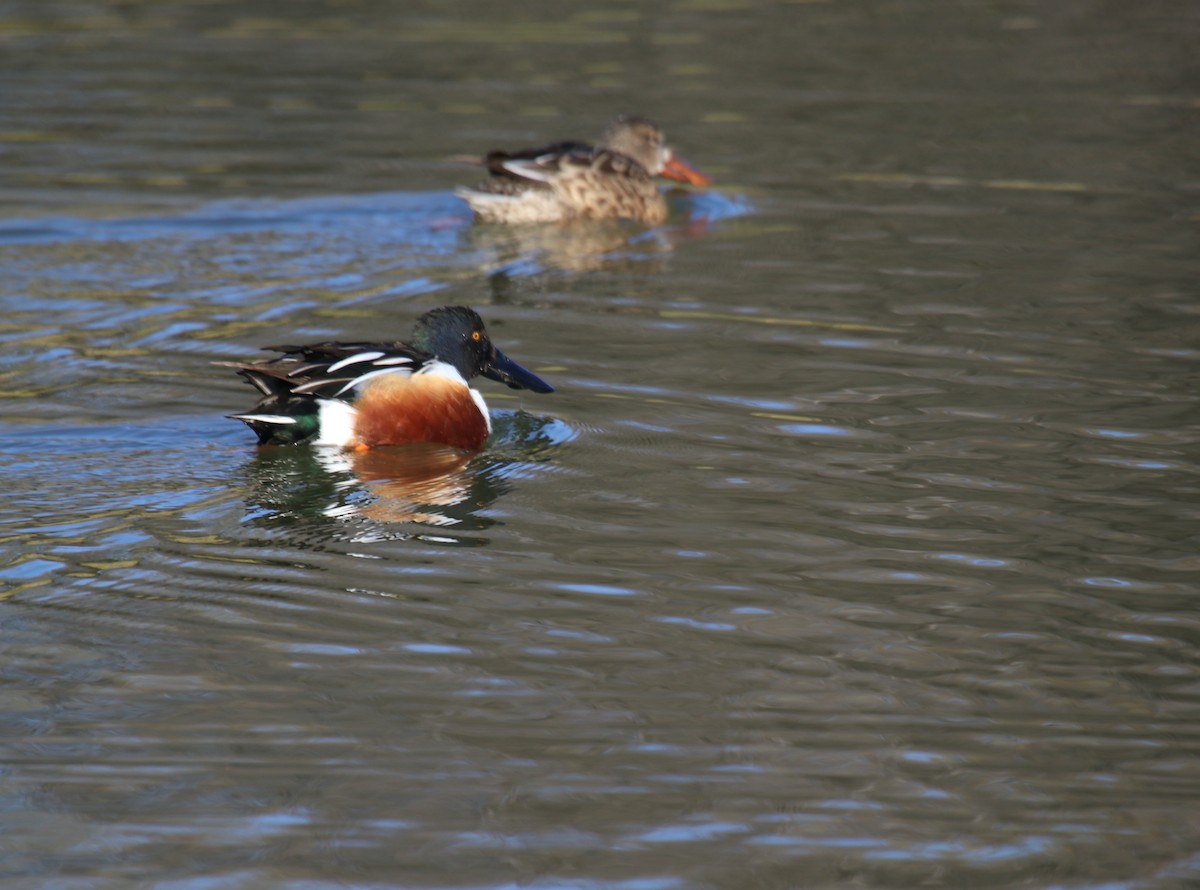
[457,115,711,225]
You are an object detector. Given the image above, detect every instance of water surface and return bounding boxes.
[2,1,1199,888]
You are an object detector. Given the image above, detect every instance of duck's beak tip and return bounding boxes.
[484,349,555,394]
[661,154,713,187]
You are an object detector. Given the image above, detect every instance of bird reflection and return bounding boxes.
[458,190,730,277]
[238,411,568,542]
[343,444,476,525]
[462,218,670,275]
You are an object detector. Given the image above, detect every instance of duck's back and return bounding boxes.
[458,142,666,225]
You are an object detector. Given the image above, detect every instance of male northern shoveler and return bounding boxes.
[224,306,553,452]
[456,114,712,226]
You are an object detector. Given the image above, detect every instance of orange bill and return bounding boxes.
[660,153,713,187]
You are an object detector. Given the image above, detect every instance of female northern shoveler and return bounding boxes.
[456,114,712,226]
[224,306,553,452]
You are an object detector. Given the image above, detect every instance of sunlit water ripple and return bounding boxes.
[2,2,1199,888]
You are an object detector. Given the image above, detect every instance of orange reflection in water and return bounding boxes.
[348,444,476,525]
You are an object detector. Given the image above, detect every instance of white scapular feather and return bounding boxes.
[334,367,410,397]
[326,351,386,374]
[501,159,556,183]
[230,413,296,425]
[415,359,468,382]
[292,379,343,395]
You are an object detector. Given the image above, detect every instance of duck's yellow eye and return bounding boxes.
[471,331,482,342]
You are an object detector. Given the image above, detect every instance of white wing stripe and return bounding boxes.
[326,351,386,374]
[502,159,555,183]
[334,367,406,397]
[230,414,296,425]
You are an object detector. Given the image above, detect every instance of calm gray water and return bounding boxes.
[2,1,1198,888]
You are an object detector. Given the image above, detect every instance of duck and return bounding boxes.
[456,114,711,225]
[223,306,553,452]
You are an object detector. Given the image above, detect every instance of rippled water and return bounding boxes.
[3,1,1199,888]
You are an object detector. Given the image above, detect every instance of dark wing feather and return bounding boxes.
[484,140,594,179]
[219,341,431,446]
[220,341,428,403]
[484,140,653,187]
[261,340,407,359]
